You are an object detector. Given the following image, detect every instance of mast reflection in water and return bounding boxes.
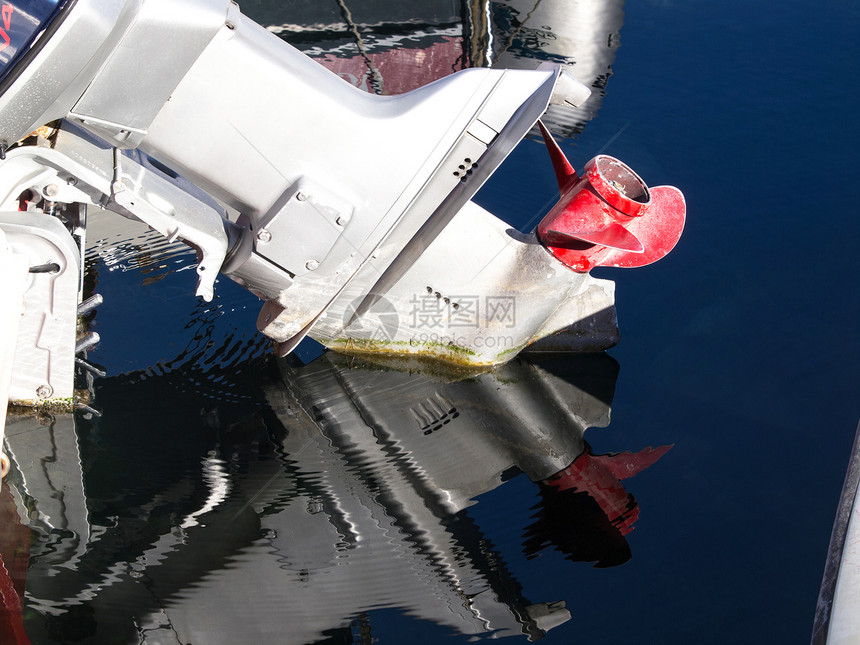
[2,349,668,643]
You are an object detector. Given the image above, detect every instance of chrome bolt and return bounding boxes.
[296,192,307,202]
[305,259,320,271]
[36,384,53,399]
[66,177,77,187]
[43,184,59,198]
[256,228,272,243]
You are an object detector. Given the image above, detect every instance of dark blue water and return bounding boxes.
[2,0,859,643]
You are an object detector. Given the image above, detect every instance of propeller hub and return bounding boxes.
[584,155,651,218]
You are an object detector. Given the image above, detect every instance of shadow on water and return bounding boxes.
[1,347,670,644]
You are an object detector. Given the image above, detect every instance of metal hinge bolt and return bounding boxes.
[36,384,53,399]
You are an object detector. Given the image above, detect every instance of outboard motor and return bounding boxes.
[0,0,685,411]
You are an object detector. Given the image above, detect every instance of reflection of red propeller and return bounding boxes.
[543,445,672,535]
[536,121,686,272]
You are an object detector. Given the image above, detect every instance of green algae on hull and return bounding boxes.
[323,337,511,368]
[8,396,76,414]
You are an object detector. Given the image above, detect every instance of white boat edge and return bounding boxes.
[813,419,860,644]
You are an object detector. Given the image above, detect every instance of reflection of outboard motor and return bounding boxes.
[279,353,670,569]
[1,349,669,644]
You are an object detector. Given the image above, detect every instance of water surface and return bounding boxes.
[2,0,859,643]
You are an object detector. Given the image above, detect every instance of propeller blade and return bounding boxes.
[544,221,644,253]
[590,185,685,268]
[590,445,674,481]
[545,185,686,271]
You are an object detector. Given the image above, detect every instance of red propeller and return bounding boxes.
[536,121,686,272]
